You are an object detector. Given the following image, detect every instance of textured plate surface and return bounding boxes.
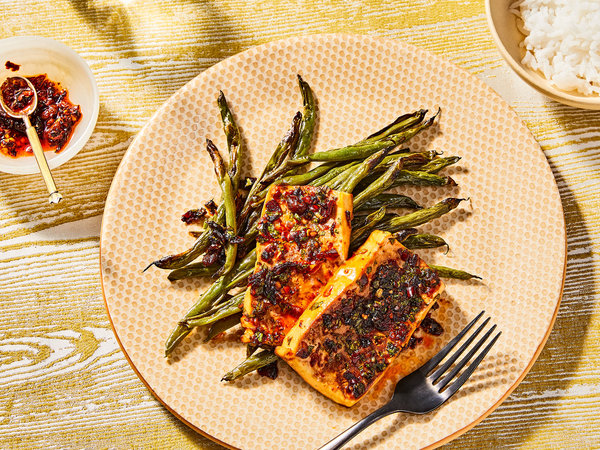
[100,34,565,449]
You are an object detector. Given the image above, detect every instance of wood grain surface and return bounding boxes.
[0,0,598,448]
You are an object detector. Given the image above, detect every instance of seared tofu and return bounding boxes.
[241,185,353,348]
[276,230,444,406]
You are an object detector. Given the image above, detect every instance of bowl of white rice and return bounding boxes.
[486,0,600,109]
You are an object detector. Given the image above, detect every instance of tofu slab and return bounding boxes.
[241,185,353,348]
[276,230,444,406]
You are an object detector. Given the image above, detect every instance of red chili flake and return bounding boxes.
[181,208,207,224]
[420,317,444,336]
[265,199,281,213]
[204,199,218,215]
[296,342,312,359]
[407,335,423,349]
[257,360,279,379]
[286,191,307,214]
[5,61,20,72]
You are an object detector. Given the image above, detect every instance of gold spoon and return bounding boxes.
[0,76,62,204]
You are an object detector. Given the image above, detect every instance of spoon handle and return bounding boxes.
[23,116,62,204]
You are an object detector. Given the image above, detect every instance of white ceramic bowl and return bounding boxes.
[0,36,99,174]
[486,0,600,110]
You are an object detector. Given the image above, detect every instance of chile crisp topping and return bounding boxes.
[241,185,352,348]
[1,77,35,114]
[0,74,81,158]
[293,246,441,400]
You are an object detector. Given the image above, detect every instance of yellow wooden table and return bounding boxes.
[1,1,598,448]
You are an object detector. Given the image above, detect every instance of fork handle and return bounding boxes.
[318,404,397,450]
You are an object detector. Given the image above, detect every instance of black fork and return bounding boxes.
[319,311,501,450]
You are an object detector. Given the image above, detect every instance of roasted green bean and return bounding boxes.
[350,207,387,248]
[204,313,243,343]
[144,205,224,271]
[403,233,449,250]
[335,148,391,192]
[206,139,238,277]
[239,112,302,226]
[352,157,404,208]
[430,264,481,280]
[218,91,243,192]
[388,170,456,188]
[168,263,218,281]
[355,193,422,213]
[221,350,278,382]
[420,156,461,174]
[165,251,256,356]
[183,292,244,328]
[377,198,465,233]
[291,75,316,160]
[294,108,439,164]
[361,109,427,143]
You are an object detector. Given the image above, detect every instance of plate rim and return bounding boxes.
[99,33,566,449]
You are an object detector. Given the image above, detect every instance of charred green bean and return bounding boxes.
[430,264,481,280]
[221,350,278,382]
[207,139,238,277]
[204,313,243,343]
[377,198,465,233]
[218,91,243,192]
[355,193,422,212]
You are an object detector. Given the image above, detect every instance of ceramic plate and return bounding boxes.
[100,34,565,449]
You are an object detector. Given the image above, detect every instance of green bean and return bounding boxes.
[293,109,439,164]
[183,292,244,328]
[206,139,238,277]
[353,151,439,191]
[430,264,481,280]
[335,148,391,192]
[221,350,278,382]
[143,205,224,271]
[280,161,336,185]
[218,91,243,192]
[420,156,461,174]
[350,207,387,248]
[239,112,302,225]
[291,75,316,160]
[296,137,397,164]
[167,263,218,281]
[258,113,306,184]
[265,112,302,175]
[387,170,456,188]
[355,193,422,213]
[165,251,256,356]
[361,109,427,143]
[377,198,465,233]
[352,157,404,208]
[403,233,449,250]
[204,313,242,343]
[246,344,259,357]
[314,161,359,187]
[379,150,437,170]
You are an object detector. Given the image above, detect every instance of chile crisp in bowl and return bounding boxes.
[0,36,99,175]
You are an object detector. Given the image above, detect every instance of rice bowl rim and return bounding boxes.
[485,0,600,110]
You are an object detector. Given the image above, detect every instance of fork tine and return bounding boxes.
[439,331,502,401]
[436,325,498,391]
[428,317,490,383]
[418,310,485,375]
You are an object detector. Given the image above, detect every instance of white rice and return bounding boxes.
[510,0,600,96]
